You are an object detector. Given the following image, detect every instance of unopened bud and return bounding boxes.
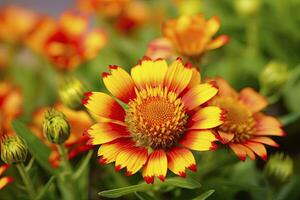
[260,61,289,97]
[43,109,70,144]
[177,0,202,16]
[1,135,28,164]
[58,77,86,110]
[234,0,261,17]
[264,153,293,185]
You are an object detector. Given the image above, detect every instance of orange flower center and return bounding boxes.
[125,87,188,149]
[212,97,256,143]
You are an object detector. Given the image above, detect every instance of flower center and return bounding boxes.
[125,87,188,149]
[211,97,256,143]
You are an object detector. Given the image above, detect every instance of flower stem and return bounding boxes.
[16,163,36,199]
[57,144,73,173]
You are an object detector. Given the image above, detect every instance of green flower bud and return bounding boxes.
[58,77,86,110]
[1,135,28,164]
[264,153,293,186]
[43,109,70,144]
[259,61,289,97]
[234,0,261,16]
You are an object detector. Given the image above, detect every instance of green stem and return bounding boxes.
[16,163,36,199]
[57,144,73,173]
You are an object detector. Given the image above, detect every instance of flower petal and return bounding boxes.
[254,113,284,136]
[0,177,13,190]
[179,130,217,151]
[82,92,126,122]
[142,149,167,184]
[218,131,234,144]
[182,83,218,111]
[206,16,220,36]
[167,147,196,177]
[163,58,193,94]
[250,137,279,147]
[244,141,268,161]
[229,143,255,161]
[211,77,238,98]
[0,164,9,176]
[103,65,136,103]
[97,139,133,164]
[115,145,148,176]
[87,122,130,145]
[188,106,225,129]
[206,35,229,50]
[239,88,268,113]
[131,57,168,89]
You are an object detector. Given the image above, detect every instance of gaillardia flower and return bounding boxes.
[0,164,13,190]
[83,57,225,183]
[209,77,285,161]
[160,14,229,60]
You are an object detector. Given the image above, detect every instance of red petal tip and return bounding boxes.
[102,72,110,78]
[86,138,93,145]
[179,171,186,178]
[210,143,218,150]
[209,80,219,89]
[144,176,154,184]
[98,157,107,165]
[262,154,268,161]
[142,56,152,61]
[115,165,122,172]
[109,65,118,70]
[184,62,193,68]
[188,164,197,172]
[7,177,14,183]
[125,171,132,176]
[176,57,183,62]
[158,175,165,182]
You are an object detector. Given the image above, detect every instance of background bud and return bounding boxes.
[1,135,28,164]
[234,0,261,17]
[43,109,70,144]
[264,153,293,186]
[259,61,289,97]
[58,77,86,110]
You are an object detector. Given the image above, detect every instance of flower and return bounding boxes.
[0,6,37,44]
[0,81,22,135]
[151,14,229,60]
[41,11,107,71]
[1,135,28,164]
[208,77,285,161]
[0,164,13,190]
[83,57,224,183]
[43,109,71,144]
[30,103,93,167]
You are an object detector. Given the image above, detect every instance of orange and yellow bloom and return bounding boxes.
[0,164,13,190]
[40,11,107,71]
[147,14,229,61]
[83,57,225,183]
[30,103,93,167]
[209,77,285,161]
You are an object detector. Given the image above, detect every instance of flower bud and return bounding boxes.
[43,109,70,144]
[58,77,86,110]
[177,0,202,16]
[1,135,28,164]
[259,61,289,97]
[264,153,293,186]
[234,0,261,17]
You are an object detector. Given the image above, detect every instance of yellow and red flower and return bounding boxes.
[0,164,13,190]
[209,77,285,161]
[83,57,225,183]
[146,14,229,60]
[30,103,93,167]
[0,81,22,136]
[0,6,37,44]
[40,11,107,71]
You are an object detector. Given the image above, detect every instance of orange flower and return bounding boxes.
[0,81,22,135]
[30,103,93,167]
[42,11,107,71]
[83,57,224,183]
[158,14,229,59]
[77,0,131,17]
[0,164,13,190]
[0,6,37,44]
[209,77,285,161]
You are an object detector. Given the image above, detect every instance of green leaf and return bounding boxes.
[35,176,55,200]
[162,177,201,189]
[12,120,55,175]
[73,150,93,180]
[135,192,157,200]
[98,183,149,198]
[193,190,215,200]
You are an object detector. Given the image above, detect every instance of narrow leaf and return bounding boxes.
[73,150,93,180]
[163,177,201,189]
[12,120,55,175]
[193,190,215,200]
[35,176,55,200]
[99,183,149,198]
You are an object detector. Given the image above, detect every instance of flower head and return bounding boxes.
[40,11,107,71]
[43,109,70,144]
[83,57,224,183]
[160,14,229,59]
[30,103,93,167]
[1,135,28,164]
[0,164,13,190]
[208,77,285,161]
